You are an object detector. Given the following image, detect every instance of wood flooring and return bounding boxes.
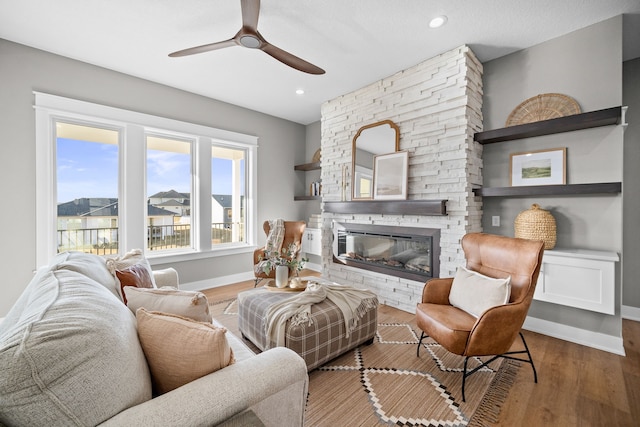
[202,274,640,427]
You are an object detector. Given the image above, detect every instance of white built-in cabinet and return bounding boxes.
[534,249,619,315]
[302,228,322,257]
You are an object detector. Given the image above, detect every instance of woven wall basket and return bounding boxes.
[506,93,581,127]
[515,203,557,249]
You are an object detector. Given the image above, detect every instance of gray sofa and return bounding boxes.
[0,251,308,426]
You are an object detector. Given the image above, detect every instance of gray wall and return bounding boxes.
[301,120,322,223]
[481,16,624,336]
[623,57,640,309]
[0,38,307,317]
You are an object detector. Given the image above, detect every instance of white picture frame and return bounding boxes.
[510,148,566,186]
[373,151,408,200]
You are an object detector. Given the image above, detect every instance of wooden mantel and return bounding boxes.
[323,200,447,216]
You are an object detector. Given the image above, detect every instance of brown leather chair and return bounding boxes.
[415,233,544,401]
[253,220,306,287]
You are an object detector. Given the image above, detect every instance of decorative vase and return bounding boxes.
[275,265,289,288]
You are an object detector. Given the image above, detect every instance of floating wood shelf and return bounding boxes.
[474,106,623,144]
[294,161,321,201]
[294,195,321,201]
[294,161,321,171]
[324,200,447,216]
[472,182,621,197]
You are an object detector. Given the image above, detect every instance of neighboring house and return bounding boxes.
[153,198,190,216]
[55,192,244,247]
[57,198,119,234]
[57,198,176,249]
[212,194,244,228]
[147,191,243,226]
[148,189,190,215]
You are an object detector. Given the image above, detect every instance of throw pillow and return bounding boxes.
[123,286,212,323]
[115,264,154,304]
[136,309,235,395]
[106,249,157,303]
[449,266,511,317]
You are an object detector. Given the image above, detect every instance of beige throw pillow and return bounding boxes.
[449,266,511,317]
[124,287,212,323]
[136,309,235,395]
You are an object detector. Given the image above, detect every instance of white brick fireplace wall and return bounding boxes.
[319,45,484,313]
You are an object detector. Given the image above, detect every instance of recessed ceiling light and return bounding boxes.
[295,89,305,95]
[429,15,447,29]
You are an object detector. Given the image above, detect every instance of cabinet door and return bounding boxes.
[534,251,617,315]
[303,229,322,256]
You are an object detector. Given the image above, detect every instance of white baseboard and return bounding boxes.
[622,305,640,322]
[179,271,255,292]
[523,316,625,356]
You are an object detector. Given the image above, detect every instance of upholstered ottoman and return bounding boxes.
[237,280,378,371]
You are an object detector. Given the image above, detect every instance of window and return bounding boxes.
[146,135,193,252]
[35,92,257,266]
[212,146,246,245]
[56,122,120,256]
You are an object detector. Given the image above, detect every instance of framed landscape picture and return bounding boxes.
[510,148,566,186]
[373,151,408,200]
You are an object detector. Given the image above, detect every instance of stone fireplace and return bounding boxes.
[318,45,484,313]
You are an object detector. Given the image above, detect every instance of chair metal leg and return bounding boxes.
[459,331,537,402]
[462,357,469,402]
[519,331,537,383]
[417,331,427,357]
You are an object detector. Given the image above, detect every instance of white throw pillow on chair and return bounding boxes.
[449,266,511,317]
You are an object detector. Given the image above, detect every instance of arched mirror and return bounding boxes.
[352,120,400,200]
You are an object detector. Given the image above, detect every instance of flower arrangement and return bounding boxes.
[260,243,309,276]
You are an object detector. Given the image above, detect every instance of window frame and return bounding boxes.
[34,92,258,267]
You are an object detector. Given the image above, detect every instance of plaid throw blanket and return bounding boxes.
[265,279,378,348]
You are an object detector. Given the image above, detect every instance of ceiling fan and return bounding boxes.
[169,0,325,75]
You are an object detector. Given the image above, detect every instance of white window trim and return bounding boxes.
[34,91,258,267]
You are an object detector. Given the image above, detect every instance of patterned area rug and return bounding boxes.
[210,299,519,427]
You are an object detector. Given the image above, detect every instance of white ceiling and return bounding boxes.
[1,0,639,125]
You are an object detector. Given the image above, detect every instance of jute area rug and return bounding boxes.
[210,299,519,427]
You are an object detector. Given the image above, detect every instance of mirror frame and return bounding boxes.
[351,120,400,200]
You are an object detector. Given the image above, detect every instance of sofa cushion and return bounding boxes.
[449,266,511,317]
[0,255,152,427]
[136,309,235,395]
[123,286,212,322]
[53,251,122,300]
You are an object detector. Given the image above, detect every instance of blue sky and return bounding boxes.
[56,138,238,203]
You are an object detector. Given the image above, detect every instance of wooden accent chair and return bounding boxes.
[253,220,306,287]
[415,233,544,401]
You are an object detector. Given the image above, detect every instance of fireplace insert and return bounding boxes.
[333,222,440,282]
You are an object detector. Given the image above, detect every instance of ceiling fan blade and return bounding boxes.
[241,0,260,30]
[261,42,325,75]
[169,38,237,57]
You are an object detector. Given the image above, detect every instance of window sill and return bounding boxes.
[147,244,256,266]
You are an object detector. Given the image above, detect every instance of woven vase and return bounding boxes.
[514,204,557,249]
